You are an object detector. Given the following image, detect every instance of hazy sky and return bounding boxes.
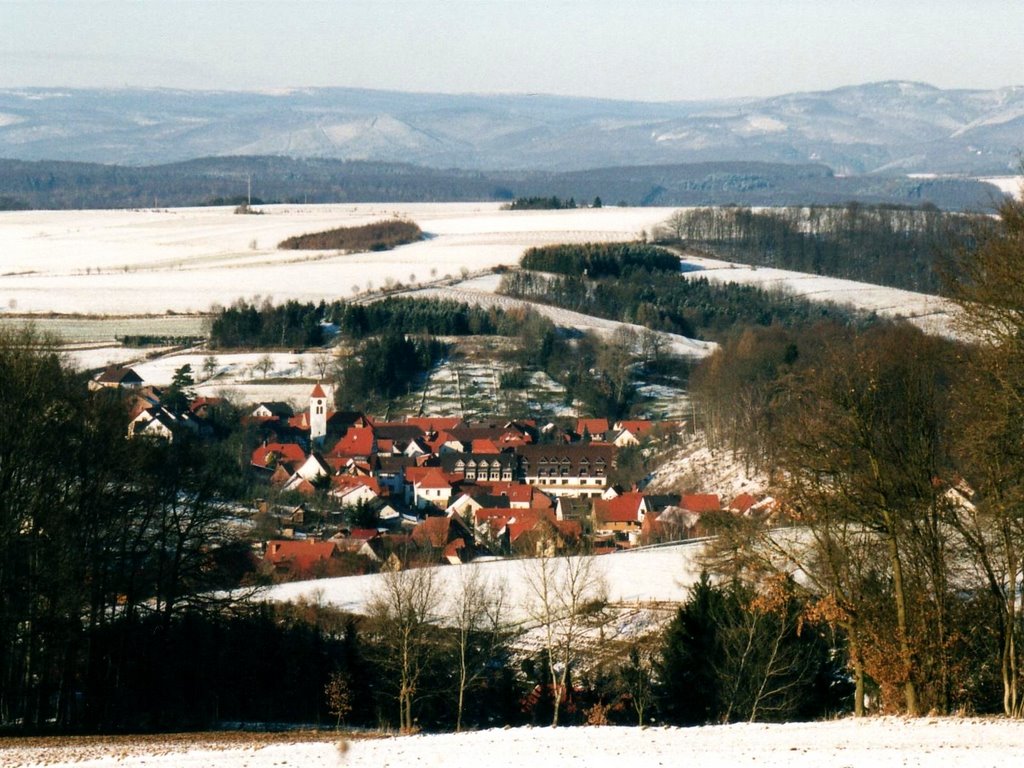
[2,0,1021,101]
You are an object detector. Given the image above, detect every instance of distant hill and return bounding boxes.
[0,82,1022,174]
[0,156,999,211]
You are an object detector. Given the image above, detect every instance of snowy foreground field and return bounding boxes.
[5,717,1024,767]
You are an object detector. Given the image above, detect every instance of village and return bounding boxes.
[95,361,770,582]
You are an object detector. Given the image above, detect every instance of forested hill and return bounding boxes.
[0,156,1000,211]
[1,83,1023,174]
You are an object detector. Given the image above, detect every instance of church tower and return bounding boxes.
[310,382,328,445]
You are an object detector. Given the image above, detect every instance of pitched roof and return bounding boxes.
[310,382,327,399]
[330,474,382,496]
[414,467,459,490]
[96,365,144,385]
[728,493,758,514]
[616,420,656,436]
[263,539,338,573]
[594,491,648,524]
[329,426,375,457]
[576,418,610,437]
[680,493,721,513]
[411,516,452,548]
[471,438,502,454]
[404,416,464,433]
[251,442,307,468]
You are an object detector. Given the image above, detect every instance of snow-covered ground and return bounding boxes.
[0,203,672,315]
[979,175,1023,200]
[6,717,1024,767]
[261,543,705,624]
[677,253,960,338]
[414,283,714,357]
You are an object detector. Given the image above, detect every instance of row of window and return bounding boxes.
[529,477,606,486]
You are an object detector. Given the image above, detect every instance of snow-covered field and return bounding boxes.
[262,543,705,624]
[677,254,960,337]
[6,717,1024,767]
[0,203,672,315]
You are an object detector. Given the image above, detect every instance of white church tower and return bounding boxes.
[310,382,328,445]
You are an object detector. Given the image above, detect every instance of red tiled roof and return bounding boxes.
[595,491,647,524]
[681,493,721,513]
[728,493,757,514]
[471,438,502,454]
[405,416,463,433]
[576,418,610,437]
[412,516,452,548]
[415,467,458,490]
[289,412,311,430]
[330,475,382,495]
[329,426,375,457]
[507,509,558,543]
[311,383,327,399]
[263,539,337,574]
[617,420,656,436]
[251,442,307,468]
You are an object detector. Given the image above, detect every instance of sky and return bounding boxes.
[2,0,1022,102]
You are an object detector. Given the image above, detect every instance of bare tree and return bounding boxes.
[449,567,512,731]
[523,554,608,726]
[312,350,333,380]
[366,567,444,732]
[254,354,275,380]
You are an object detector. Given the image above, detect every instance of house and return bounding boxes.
[575,418,610,441]
[410,513,475,564]
[508,511,582,556]
[262,539,340,579]
[611,420,656,447]
[680,493,721,514]
[281,453,331,494]
[642,506,699,543]
[251,441,306,469]
[127,405,198,442]
[517,443,615,497]
[407,466,462,510]
[727,492,758,514]
[251,401,295,420]
[329,475,383,506]
[91,365,144,391]
[593,491,650,545]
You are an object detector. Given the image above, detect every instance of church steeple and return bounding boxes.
[310,382,328,444]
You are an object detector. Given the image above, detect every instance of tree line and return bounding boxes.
[656,203,987,295]
[337,297,529,339]
[209,297,547,349]
[520,242,680,278]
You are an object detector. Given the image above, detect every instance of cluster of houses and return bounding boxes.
[96,365,774,581]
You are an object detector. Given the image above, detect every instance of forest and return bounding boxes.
[0,156,997,210]
[500,259,861,340]
[655,203,988,294]
[278,219,423,252]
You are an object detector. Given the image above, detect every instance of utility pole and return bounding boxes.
[247,174,252,207]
